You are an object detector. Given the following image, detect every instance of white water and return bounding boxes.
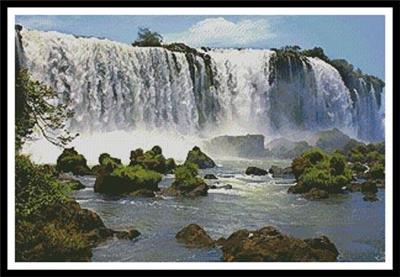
[17,28,384,162]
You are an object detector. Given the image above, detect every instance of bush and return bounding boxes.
[99,153,122,170]
[132,28,163,47]
[369,162,385,180]
[130,146,176,174]
[56,148,92,175]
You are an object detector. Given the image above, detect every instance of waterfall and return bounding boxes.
[17,28,384,143]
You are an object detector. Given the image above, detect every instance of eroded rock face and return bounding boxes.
[269,166,294,179]
[175,224,215,248]
[221,226,339,262]
[185,146,216,169]
[175,224,339,262]
[245,166,268,176]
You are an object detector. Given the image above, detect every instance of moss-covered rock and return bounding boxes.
[129,146,176,174]
[185,146,216,169]
[288,148,352,198]
[94,165,162,195]
[245,166,268,176]
[56,148,92,176]
[162,163,208,197]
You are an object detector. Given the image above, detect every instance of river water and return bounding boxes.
[72,159,385,262]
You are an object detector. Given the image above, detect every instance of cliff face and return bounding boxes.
[15,27,385,142]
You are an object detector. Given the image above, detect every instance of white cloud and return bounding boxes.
[164,17,275,47]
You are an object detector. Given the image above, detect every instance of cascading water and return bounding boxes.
[16,27,384,162]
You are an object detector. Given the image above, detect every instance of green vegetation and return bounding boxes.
[56,147,92,175]
[172,163,206,192]
[15,155,109,261]
[94,164,162,195]
[15,68,77,150]
[185,146,216,169]
[131,28,163,47]
[290,148,352,194]
[130,145,176,174]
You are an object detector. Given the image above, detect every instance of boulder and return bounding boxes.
[361,181,378,194]
[245,166,268,176]
[94,165,162,195]
[269,165,294,178]
[304,188,329,200]
[204,174,218,179]
[363,192,379,202]
[115,229,141,240]
[175,224,215,248]
[58,173,85,190]
[221,226,339,262]
[185,146,216,169]
[56,148,92,176]
[162,163,208,197]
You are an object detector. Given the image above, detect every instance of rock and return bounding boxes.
[58,173,85,190]
[115,229,141,240]
[56,148,92,176]
[221,226,339,262]
[94,165,162,195]
[269,165,294,178]
[287,181,309,194]
[204,174,218,179]
[175,224,215,248]
[363,192,379,202]
[208,184,232,190]
[203,134,267,158]
[245,166,268,176]
[304,188,329,200]
[265,138,312,159]
[129,146,176,174]
[185,146,216,169]
[162,163,208,197]
[347,182,362,192]
[209,185,217,189]
[129,189,155,197]
[361,181,378,194]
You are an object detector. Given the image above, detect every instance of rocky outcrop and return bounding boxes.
[203,134,267,158]
[269,165,294,178]
[220,226,339,262]
[115,229,141,240]
[130,146,176,174]
[162,163,208,197]
[209,184,232,190]
[184,146,216,169]
[265,138,312,159]
[94,165,162,196]
[245,166,268,176]
[204,174,218,179]
[56,148,92,176]
[175,224,339,262]
[175,224,215,248]
[304,188,329,200]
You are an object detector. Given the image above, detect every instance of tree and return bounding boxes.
[15,68,77,150]
[131,28,163,47]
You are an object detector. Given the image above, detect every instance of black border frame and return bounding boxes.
[0,0,398,276]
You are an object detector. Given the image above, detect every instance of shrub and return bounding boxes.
[173,163,205,191]
[369,162,385,180]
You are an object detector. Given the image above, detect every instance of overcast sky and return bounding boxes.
[16,15,385,79]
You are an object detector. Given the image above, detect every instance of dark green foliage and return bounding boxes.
[185,146,216,169]
[15,68,77,151]
[56,148,92,175]
[132,28,163,47]
[15,155,114,261]
[302,47,330,62]
[369,163,384,180]
[290,148,352,194]
[99,153,122,170]
[129,145,176,174]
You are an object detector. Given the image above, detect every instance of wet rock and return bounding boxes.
[185,146,216,169]
[115,229,141,240]
[287,181,309,194]
[176,224,215,248]
[58,173,85,190]
[129,189,155,197]
[361,181,378,194]
[269,165,294,178]
[208,184,232,190]
[304,188,329,200]
[221,226,339,262]
[245,166,268,176]
[363,192,379,202]
[204,174,218,179]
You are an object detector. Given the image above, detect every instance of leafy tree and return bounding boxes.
[131,28,163,47]
[15,68,77,150]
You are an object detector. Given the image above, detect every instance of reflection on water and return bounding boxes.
[73,159,385,262]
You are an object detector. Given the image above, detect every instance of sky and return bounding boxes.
[16,15,385,79]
